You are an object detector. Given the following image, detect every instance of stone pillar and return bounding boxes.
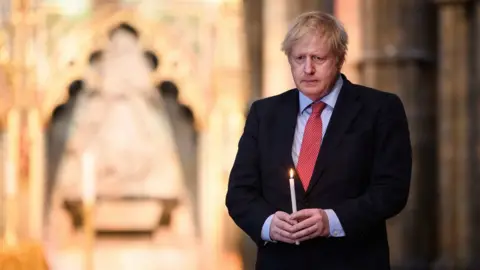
[241,2,263,267]
[0,0,11,24]
[262,0,334,97]
[297,0,334,14]
[200,1,248,269]
[0,60,11,238]
[335,0,362,83]
[0,128,5,237]
[4,109,21,241]
[471,1,480,265]
[358,0,437,268]
[27,108,44,240]
[243,0,263,102]
[262,0,295,97]
[434,0,479,268]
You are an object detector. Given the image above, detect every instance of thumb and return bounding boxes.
[276,211,295,225]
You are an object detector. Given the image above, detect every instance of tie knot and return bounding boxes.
[311,102,326,115]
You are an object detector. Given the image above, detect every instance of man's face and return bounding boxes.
[289,33,340,101]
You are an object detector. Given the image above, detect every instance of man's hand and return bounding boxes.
[269,211,297,244]
[291,209,330,242]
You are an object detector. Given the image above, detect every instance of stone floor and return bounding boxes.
[48,233,202,270]
[43,206,242,270]
[45,230,242,270]
[52,242,199,270]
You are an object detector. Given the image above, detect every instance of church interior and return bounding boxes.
[0,0,479,269]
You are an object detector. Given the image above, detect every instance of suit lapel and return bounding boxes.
[306,76,362,195]
[274,90,306,198]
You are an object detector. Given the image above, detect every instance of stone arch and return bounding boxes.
[40,8,212,129]
[32,2,249,267]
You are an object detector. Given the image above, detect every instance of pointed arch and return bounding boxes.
[40,7,215,129]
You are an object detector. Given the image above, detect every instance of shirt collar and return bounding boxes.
[298,75,343,114]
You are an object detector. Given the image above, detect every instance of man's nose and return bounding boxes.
[303,58,315,74]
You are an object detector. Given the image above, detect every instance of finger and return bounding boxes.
[278,227,294,239]
[271,228,295,244]
[291,209,314,221]
[292,216,317,233]
[275,234,296,244]
[273,230,296,244]
[272,220,295,237]
[276,220,295,234]
[275,212,296,225]
[293,223,318,239]
[296,230,320,242]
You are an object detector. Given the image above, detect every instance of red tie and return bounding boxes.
[296,102,326,190]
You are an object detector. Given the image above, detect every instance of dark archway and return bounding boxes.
[157,80,199,235]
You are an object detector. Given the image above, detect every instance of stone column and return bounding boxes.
[0,59,11,238]
[335,0,362,83]
[27,108,44,240]
[297,0,334,14]
[243,0,263,102]
[0,128,5,237]
[434,0,479,268]
[241,2,263,267]
[4,109,21,241]
[358,0,437,268]
[262,0,296,98]
[471,1,480,265]
[0,0,11,24]
[262,0,334,98]
[200,1,248,269]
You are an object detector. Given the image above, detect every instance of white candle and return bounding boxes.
[82,151,96,205]
[289,169,297,213]
[289,169,299,245]
[5,160,16,196]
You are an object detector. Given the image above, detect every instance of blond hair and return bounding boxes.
[281,11,349,66]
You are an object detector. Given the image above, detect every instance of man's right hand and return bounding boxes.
[269,211,297,244]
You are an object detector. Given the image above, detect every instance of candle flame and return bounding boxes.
[289,169,294,178]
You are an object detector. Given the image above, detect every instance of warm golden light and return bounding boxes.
[289,169,294,178]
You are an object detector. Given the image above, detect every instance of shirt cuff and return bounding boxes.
[261,214,274,242]
[324,209,346,237]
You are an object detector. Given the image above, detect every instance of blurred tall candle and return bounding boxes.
[82,151,96,205]
[4,159,18,245]
[5,160,16,196]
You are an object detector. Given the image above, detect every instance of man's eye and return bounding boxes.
[296,56,305,60]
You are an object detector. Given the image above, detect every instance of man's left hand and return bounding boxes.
[291,209,330,242]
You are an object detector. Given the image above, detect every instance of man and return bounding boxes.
[225,11,412,269]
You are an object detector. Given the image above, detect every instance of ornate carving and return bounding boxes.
[38,5,217,128]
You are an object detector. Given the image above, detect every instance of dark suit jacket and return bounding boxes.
[225,75,412,270]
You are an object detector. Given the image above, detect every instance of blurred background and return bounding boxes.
[0,0,479,269]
